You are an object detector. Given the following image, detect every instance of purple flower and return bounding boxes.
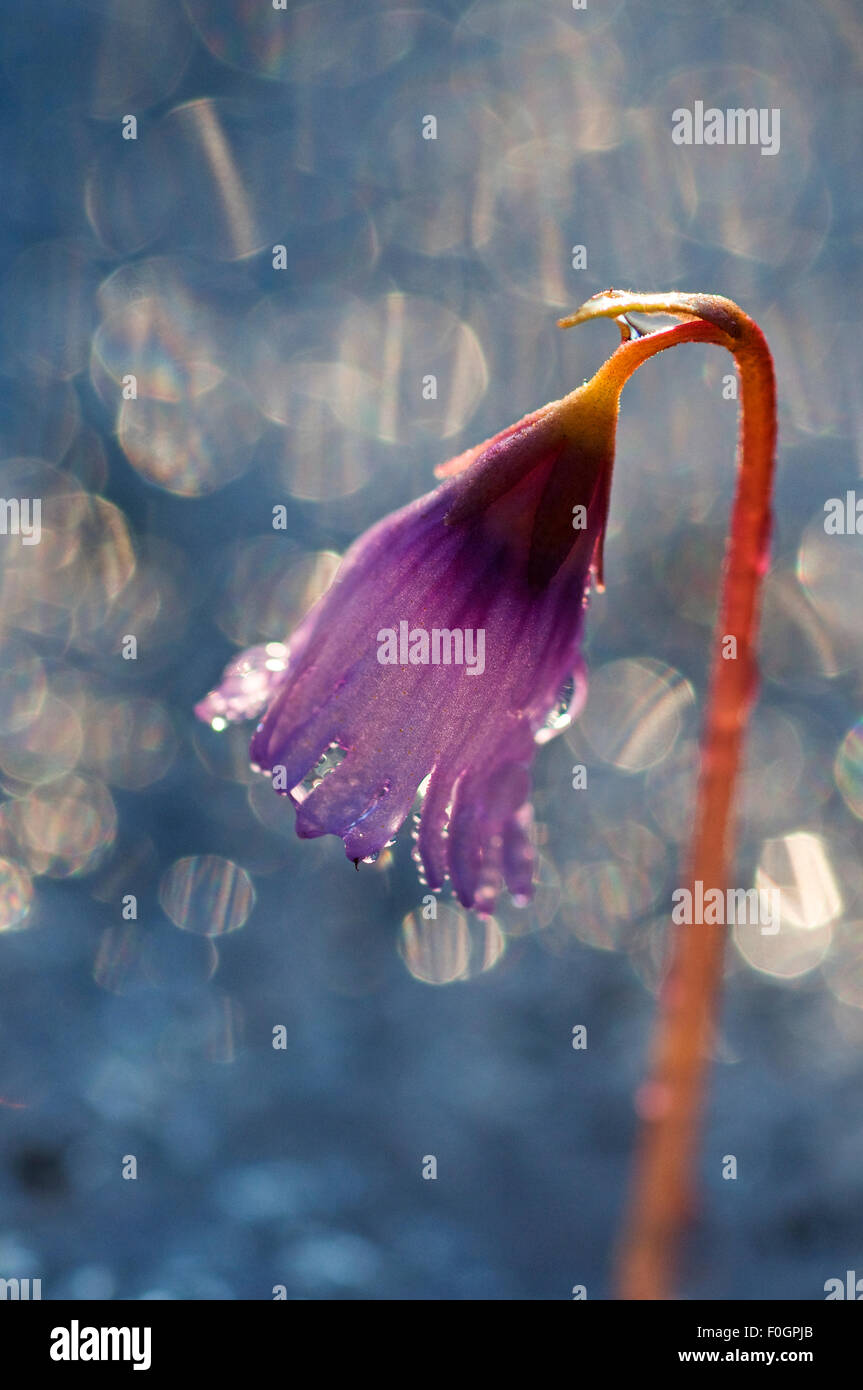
[196,381,621,914]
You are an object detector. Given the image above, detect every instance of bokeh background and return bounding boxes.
[0,0,861,1300]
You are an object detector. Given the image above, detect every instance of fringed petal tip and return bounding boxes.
[195,643,290,728]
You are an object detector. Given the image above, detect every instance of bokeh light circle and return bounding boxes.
[0,857,34,932]
[160,855,255,937]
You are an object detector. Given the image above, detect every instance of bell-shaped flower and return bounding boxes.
[197,360,625,913]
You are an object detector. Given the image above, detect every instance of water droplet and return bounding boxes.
[290,744,346,801]
[534,667,587,746]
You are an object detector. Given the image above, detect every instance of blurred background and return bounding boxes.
[0,0,861,1300]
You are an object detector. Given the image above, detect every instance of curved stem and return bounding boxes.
[560,292,778,1300]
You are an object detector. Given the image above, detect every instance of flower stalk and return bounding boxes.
[559,291,777,1300]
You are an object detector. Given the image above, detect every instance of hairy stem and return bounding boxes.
[560,292,778,1300]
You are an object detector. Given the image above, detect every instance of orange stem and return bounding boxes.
[560,293,778,1300]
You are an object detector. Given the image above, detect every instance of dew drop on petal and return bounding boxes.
[534,666,588,746]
